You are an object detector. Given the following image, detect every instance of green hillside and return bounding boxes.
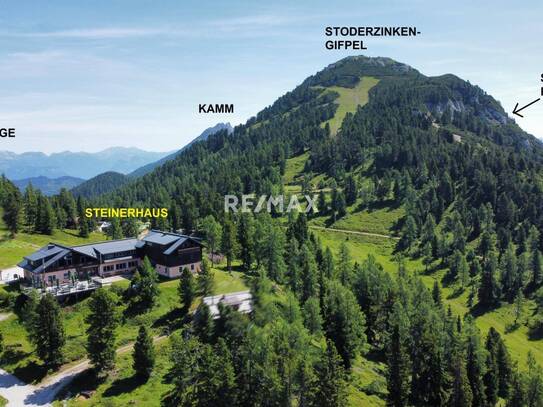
[2,56,543,406]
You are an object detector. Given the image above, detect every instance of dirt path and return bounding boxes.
[309,225,399,240]
[0,335,167,406]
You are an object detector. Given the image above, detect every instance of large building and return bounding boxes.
[18,230,203,287]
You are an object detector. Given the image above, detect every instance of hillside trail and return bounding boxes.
[0,335,167,406]
[309,225,399,240]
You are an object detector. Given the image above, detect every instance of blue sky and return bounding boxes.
[1,0,542,153]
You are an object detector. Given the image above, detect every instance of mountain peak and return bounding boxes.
[305,55,420,88]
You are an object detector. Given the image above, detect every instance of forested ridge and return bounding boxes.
[2,55,543,406]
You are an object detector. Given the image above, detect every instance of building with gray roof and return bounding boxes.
[18,230,202,288]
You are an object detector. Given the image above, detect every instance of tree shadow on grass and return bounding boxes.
[152,307,188,332]
[1,345,29,366]
[446,287,465,300]
[103,375,145,398]
[469,302,497,318]
[54,368,103,401]
[13,360,48,384]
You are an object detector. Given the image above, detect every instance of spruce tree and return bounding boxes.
[193,303,214,343]
[483,328,499,406]
[179,267,195,314]
[336,242,352,286]
[303,296,323,335]
[132,325,155,381]
[221,216,238,272]
[33,293,65,367]
[24,183,38,231]
[386,303,411,407]
[107,218,123,240]
[36,195,55,235]
[237,213,254,271]
[137,256,159,309]
[201,215,222,264]
[314,340,348,407]
[478,251,501,308]
[323,281,366,369]
[465,318,487,407]
[449,355,473,407]
[2,190,21,236]
[86,289,119,375]
[198,257,215,297]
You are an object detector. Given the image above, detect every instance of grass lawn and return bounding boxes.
[0,226,107,270]
[282,151,309,187]
[310,200,404,236]
[0,265,247,383]
[321,77,379,135]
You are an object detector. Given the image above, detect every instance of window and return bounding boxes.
[63,273,69,279]
[116,263,127,270]
[103,265,114,272]
[191,264,194,270]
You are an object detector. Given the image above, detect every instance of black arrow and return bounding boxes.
[513,98,540,118]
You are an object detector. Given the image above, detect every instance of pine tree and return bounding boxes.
[478,251,501,308]
[386,303,411,407]
[314,340,348,407]
[179,267,195,314]
[132,325,155,381]
[265,224,287,283]
[344,174,358,205]
[136,256,159,309]
[449,355,473,407]
[483,328,499,406]
[107,218,123,240]
[300,244,318,302]
[237,213,254,271]
[336,242,352,286]
[23,183,38,231]
[432,280,442,306]
[506,369,526,407]
[465,318,487,407]
[79,216,90,238]
[2,191,21,236]
[193,303,214,343]
[526,352,543,406]
[402,215,418,251]
[500,243,518,301]
[303,296,323,335]
[323,281,366,369]
[86,289,119,375]
[33,293,65,367]
[201,215,222,265]
[198,257,215,297]
[36,195,56,235]
[221,216,238,272]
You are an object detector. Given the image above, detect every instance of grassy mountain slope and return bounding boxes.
[320,76,379,134]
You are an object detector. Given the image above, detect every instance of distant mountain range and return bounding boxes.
[12,176,85,196]
[68,123,233,198]
[4,123,233,196]
[0,147,173,180]
[129,123,233,177]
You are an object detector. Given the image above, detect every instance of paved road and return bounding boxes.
[0,336,167,406]
[309,225,399,240]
